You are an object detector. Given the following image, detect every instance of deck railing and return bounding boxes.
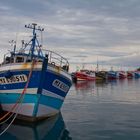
[1,49,69,72]
[42,49,69,70]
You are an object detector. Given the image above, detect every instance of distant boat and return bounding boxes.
[95,71,107,80]
[118,71,127,79]
[127,71,134,78]
[0,23,72,121]
[75,69,96,81]
[107,70,118,80]
[71,72,77,83]
[134,71,140,78]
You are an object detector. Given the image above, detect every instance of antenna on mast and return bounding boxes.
[9,40,16,54]
[96,56,99,72]
[24,23,44,58]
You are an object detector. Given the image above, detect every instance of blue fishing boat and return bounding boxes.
[0,23,72,121]
[134,71,140,78]
[107,70,118,80]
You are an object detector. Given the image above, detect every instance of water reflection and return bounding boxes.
[74,81,95,94]
[74,80,110,93]
[0,112,71,140]
[74,80,118,91]
[73,79,140,103]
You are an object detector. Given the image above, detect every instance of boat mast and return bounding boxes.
[96,57,99,72]
[25,23,44,58]
[31,23,36,57]
[9,40,16,54]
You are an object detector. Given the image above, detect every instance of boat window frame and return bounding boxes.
[15,56,25,63]
[5,56,11,64]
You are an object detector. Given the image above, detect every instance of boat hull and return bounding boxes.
[0,63,72,121]
[0,93,62,121]
[118,71,127,79]
[134,71,140,78]
[95,71,107,80]
[127,71,134,79]
[75,72,96,81]
[107,71,118,80]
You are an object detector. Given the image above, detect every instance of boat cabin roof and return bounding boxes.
[1,50,69,72]
[3,53,44,65]
[80,70,95,74]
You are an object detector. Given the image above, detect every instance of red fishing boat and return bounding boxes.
[118,71,127,79]
[127,71,134,78]
[75,70,96,81]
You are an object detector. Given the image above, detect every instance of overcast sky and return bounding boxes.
[0,0,140,71]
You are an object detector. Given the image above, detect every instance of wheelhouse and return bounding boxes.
[1,50,69,72]
[0,23,69,72]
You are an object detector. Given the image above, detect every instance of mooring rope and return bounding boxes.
[0,96,24,136]
[0,84,28,125]
[0,59,35,135]
[0,92,25,125]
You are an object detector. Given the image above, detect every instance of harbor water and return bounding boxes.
[1,78,140,140]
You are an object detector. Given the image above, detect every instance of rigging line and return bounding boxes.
[0,110,17,136]
[0,97,24,136]
[36,38,43,56]
[0,85,26,125]
[41,29,43,46]
[0,94,25,125]
[0,95,23,124]
[0,112,15,125]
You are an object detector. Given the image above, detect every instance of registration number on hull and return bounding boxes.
[52,79,69,93]
[0,74,27,85]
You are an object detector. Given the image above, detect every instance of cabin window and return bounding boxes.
[10,57,14,63]
[4,56,14,64]
[16,57,24,63]
[62,65,69,71]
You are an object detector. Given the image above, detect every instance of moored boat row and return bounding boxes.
[71,69,140,82]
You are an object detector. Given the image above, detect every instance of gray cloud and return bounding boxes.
[0,0,140,69]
